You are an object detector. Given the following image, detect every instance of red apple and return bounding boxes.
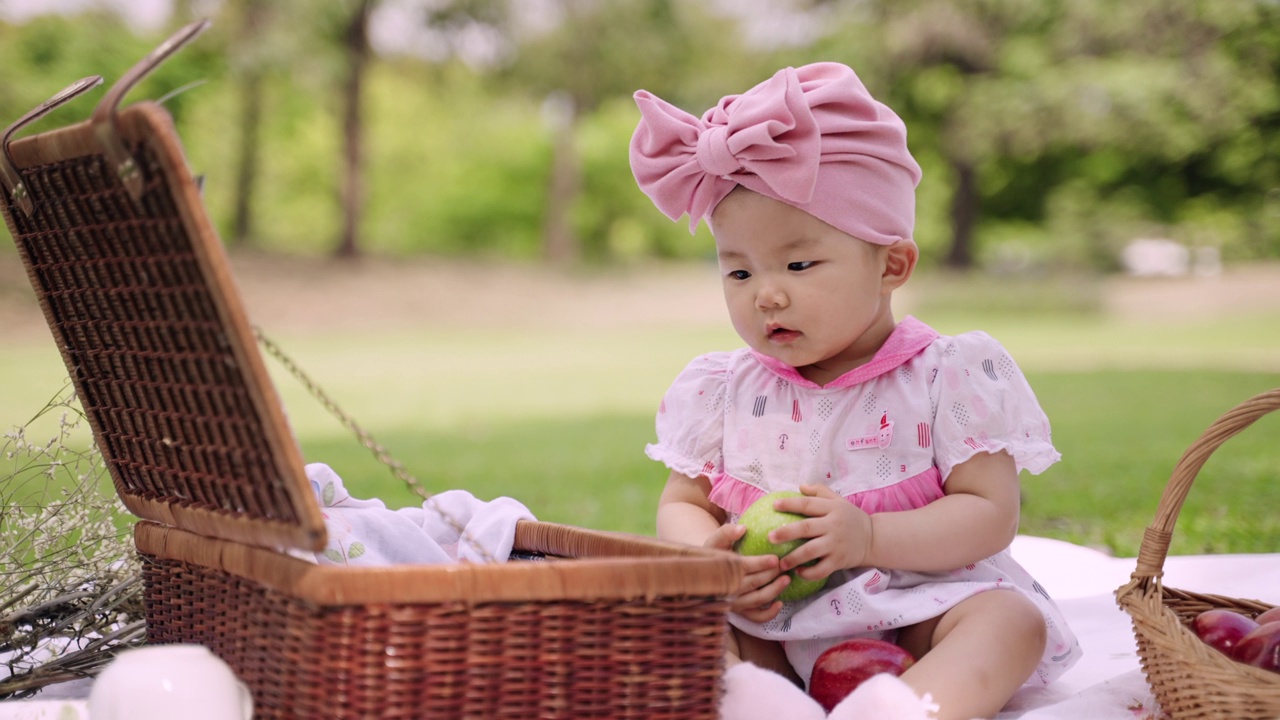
[808,638,916,713]
[1234,622,1280,673]
[1254,606,1280,626]
[1193,609,1259,655]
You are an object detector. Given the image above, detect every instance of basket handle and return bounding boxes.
[91,18,210,202]
[1129,388,1280,584]
[0,76,104,216]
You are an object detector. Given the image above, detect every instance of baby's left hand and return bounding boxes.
[770,484,872,580]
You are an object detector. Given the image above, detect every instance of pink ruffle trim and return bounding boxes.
[709,467,946,517]
[938,439,1062,482]
[749,315,939,390]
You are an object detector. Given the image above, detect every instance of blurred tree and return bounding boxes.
[419,0,756,263]
[212,0,377,258]
[226,0,271,248]
[505,0,702,264]
[336,0,376,259]
[0,11,218,128]
[879,0,1009,269]
[802,0,1280,269]
[5,1,1275,267]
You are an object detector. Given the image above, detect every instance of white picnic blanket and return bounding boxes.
[5,536,1278,719]
[995,536,1277,719]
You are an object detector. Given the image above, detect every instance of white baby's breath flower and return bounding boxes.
[1,384,142,697]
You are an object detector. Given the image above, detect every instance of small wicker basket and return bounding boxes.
[1115,388,1280,719]
[1,22,742,719]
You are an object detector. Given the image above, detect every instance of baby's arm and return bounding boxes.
[656,470,789,621]
[774,450,1022,578]
[655,470,725,546]
[865,450,1021,570]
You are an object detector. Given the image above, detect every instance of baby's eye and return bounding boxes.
[788,261,816,271]
[727,269,751,280]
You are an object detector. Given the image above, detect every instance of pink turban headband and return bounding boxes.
[629,62,921,246]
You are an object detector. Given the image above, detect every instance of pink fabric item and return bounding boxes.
[708,467,946,519]
[749,315,939,390]
[645,316,1061,517]
[630,62,922,246]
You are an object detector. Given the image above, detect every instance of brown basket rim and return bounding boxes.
[1115,388,1280,715]
[136,519,743,605]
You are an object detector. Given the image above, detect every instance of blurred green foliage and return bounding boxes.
[1,0,1277,269]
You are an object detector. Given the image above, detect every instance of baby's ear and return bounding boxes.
[882,241,918,291]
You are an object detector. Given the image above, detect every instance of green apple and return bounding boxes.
[735,490,828,602]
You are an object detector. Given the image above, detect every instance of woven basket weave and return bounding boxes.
[1,22,742,719]
[1115,388,1280,719]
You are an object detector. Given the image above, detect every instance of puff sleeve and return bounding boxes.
[929,332,1060,481]
[644,352,731,480]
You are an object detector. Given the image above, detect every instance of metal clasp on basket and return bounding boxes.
[0,76,104,217]
[90,19,210,203]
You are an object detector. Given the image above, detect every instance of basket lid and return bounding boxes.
[1,64,327,551]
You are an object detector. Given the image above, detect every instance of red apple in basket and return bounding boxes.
[1234,622,1280,673]
[1192,609,1259,655]
[1254,606,1280,626]
[808,638,916,713]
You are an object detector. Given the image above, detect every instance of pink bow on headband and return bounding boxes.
[632,68,820,229]
[629,62,921,246]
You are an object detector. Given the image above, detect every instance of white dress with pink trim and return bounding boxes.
[645,316,1080,687]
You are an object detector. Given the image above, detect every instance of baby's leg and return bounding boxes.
[896,590,1046,720]
[726,627,803,688]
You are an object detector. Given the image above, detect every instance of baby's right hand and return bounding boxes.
[705,523,789,623]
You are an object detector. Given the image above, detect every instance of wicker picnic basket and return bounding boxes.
[1115,388,1280,719]
[1,22,741,719]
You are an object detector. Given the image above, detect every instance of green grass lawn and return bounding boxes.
[295,369,1280,558]
[2,274,1278,558]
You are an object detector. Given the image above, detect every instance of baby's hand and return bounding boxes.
[705,523,789,623]
[770,484,872,581]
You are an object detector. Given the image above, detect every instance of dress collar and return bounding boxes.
[749,315,940,390]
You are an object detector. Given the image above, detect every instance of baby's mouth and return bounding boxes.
[768,326,802,342]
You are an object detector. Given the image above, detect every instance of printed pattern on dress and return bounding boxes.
[655,321,1075,689]
[752,395,767,417]
[817,396,834,420]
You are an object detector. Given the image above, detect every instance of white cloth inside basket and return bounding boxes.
[295,463,536,565]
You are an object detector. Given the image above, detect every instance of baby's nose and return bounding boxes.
[756,281,789,309]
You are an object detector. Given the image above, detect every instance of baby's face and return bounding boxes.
[710,188,900,385]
